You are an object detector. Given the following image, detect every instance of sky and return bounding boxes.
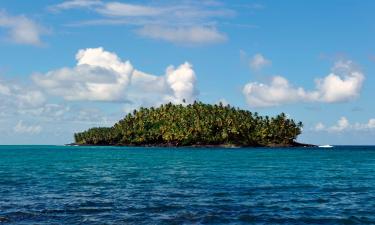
[0,0,374,145]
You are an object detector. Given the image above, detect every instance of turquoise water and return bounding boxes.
[1,146,375,224]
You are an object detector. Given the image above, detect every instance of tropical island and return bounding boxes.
[73,102,310,147]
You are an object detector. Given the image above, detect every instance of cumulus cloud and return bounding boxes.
[243,76,308,107]
[330,117,350,132]
[128,66,198,107]
[314,117,375,133]
[0,10,46,46]
[352,119,375,131]
[13,121,42,134]
[250,53,271,70]
[33,47,133,101]
[165,62,198,103]
[33,47,198,104]
[313,61,364,103]
[136,25,226,45]
[243,60,365,107]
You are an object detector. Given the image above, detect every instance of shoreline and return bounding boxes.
[66,141,316,148]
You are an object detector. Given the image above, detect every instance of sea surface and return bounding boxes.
[1,146,375,224]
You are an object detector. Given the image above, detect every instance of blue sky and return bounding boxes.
[0,0,374,145]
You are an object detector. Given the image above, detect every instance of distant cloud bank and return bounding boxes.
[14,120,42,135]
[314,117,375,133]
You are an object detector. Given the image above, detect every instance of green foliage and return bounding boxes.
[74,102,303,146]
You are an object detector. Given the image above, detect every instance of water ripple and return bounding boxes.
[1,146,375,224]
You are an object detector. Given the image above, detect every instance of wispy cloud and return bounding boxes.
[14,120,42,134]
[95,2,164,17]
[48,0,238,45]
[250,53,271,71]
[0,79,46,113]
[240,51,270,71]
[0,10,48,46]
[136,25,226,45]
[48,0,102,11]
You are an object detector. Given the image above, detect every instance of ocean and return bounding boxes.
[0,145,375,224]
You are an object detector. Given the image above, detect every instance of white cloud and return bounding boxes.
[13,120,42,134]
[18,104,70,120]
[136,25,226,45]
[0,83,11,95]
[48,1,233,45]
[313,61,364,103]
[165,62,198,104]
[243,76,308,107]
[96,2,163,17]
[330,117,350,132]
[33,47,133,101]
[250,53,271,70]
[314,122,325,131]
[53,1,234,19]
[368,119,375,129]
[0,10,46,46]
[33,47,199,104]
[0,79,46,112]
[243,60,365,107]
[0,79,78,130]
[353,118,375,130]
[73,108,113,125]
[49,0,101,11]
[314,117,375,133]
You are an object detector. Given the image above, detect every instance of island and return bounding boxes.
[73,102,311,147]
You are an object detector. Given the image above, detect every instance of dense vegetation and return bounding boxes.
[74,102,303,147]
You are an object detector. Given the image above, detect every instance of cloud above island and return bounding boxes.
[33,47,134,101]
[0,46,198,143]
[243,60,365,107]
[33,47,198,104]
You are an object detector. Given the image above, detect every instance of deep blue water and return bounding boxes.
[1,146,375,224]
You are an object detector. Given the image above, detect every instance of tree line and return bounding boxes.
[74,101,303,147]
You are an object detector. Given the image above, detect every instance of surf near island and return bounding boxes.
[72,102,313,147]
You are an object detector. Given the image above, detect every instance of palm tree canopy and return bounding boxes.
[74,102,303,147]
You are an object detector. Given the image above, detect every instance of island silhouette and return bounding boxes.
[73,102,311,147]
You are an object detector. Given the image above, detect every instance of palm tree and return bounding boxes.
[74,102,303,147]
